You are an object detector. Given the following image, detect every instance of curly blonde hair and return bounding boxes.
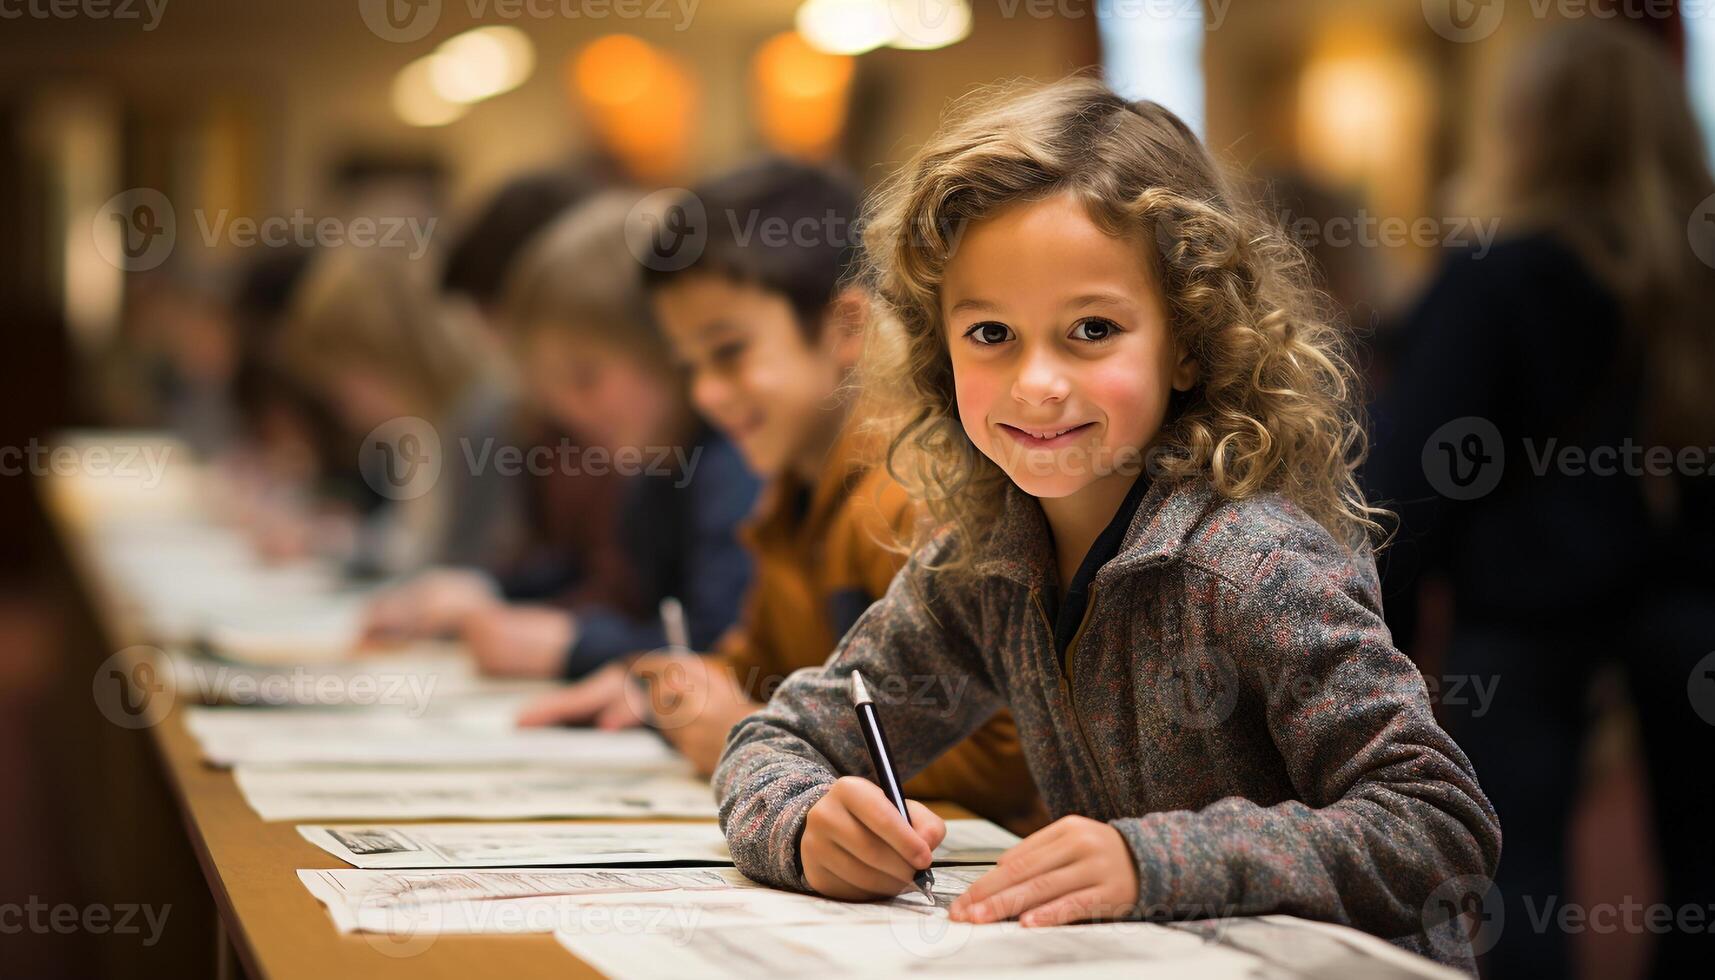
[858,76,1384,560]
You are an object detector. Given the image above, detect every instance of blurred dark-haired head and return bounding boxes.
[642,156,860,336]
[442,168,598,312]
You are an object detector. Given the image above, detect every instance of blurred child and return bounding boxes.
[373,192,760,679]
[279,242,523,576]
[711,80,1501,971]
[517,160,1042,832]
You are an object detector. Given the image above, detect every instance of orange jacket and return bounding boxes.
[714,426,1041,827]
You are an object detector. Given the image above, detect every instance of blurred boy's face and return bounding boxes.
[653,274,850,480]
[523,329,677,452]
[941,192,1196,504]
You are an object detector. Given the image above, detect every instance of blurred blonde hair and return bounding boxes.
[1461,23,1715,447]
[500,189,671,371]
[859,75,1383,561]
[282,244,489,418]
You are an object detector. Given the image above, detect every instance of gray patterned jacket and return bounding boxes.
[714,476,1502,972]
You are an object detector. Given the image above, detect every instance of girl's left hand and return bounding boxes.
[948,815,1139,927]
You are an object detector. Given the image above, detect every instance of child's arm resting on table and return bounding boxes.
[713,537,1005,896]
[1107,537,1502,940]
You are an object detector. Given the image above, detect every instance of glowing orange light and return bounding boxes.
[752,31,854,160]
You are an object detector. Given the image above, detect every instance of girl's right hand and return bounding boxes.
[800,776,946,900]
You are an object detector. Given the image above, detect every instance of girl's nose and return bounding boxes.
[1010,343,1070,406]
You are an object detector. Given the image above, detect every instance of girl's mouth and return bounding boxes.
[998,421,1096,448]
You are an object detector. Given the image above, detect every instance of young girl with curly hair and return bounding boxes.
[713,77,1501,970]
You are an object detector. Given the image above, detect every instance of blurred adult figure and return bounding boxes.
[1364,23,1715,979]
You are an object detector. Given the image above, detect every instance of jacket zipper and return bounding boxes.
[1032,588,1120,816]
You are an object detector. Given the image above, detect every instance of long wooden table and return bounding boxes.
[43,459,973,979]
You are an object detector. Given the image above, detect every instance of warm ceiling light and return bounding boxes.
[393,55,468,127]
[795,0,895,56]
[753,31,854,158]
[430,26,535,104]
[574,34,661,108]
[886,0,970,50]
[569,35,696,182]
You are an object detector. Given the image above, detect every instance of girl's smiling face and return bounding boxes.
[941,191,1197,502]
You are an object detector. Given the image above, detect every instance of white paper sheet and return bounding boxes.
[298,865,995,936]
[555,914,1463,980]
[185,702,678,768]
[235,763,716,820]
[297,819,1020,870]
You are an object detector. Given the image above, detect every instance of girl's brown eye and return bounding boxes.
[966,322,1012,345]
[1071,317,1119,342]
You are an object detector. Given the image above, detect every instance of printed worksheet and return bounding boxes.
[298,819,1020,869]
[296,866,995,935]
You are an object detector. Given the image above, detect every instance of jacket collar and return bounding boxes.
[970,475,1218,593]
[745,418,879,550]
